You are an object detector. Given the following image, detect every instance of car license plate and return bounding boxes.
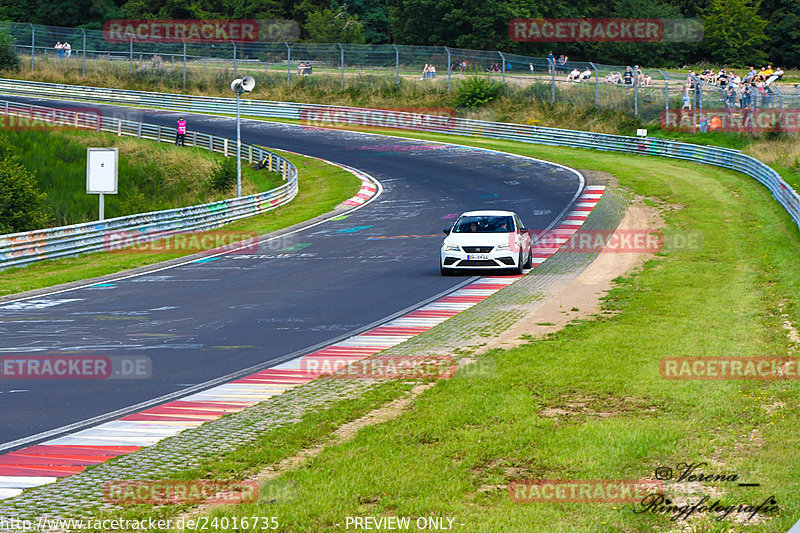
[468,254,489,260]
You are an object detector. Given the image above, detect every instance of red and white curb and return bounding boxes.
[339,171,378,207]
[0,186,603,500]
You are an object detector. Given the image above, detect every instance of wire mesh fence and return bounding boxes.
[1,20,799,131]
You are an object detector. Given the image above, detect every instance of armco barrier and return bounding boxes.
[0,77,798,237]
[0,97,298,270]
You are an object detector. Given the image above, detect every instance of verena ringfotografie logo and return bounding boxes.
[103,480,258,505]
[1,355,151,380]
[662,109,799,133]
[103,20,259,43]
[661,357,800,380]
[510,479,663,503]
[300,107,456,133]
[104,231,259,254]
[510,18,702,42]
[0,106,102,131]
[301,354,457,380]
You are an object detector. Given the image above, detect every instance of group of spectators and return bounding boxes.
[421,63,436,79]
[605,66,652,86]
[53,41,71,59]
[682,64,786,111]
[297,62,313,76]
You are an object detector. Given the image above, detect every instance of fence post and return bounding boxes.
[117,118,122,136]
[589,62,599,107]
[29,23,34,71]
[444,47,452,91]
[338,43,344,89]
[182,41,186,89]
[393,44,399,90]
[286,42,291,82]
[81,29,86,76]
[499,52,506,92]
[689,73,701,133]
[137,122,142,138]
[551,63,555,104]
[232,40,237,78]
[657,69,668,112]
[129,36,133,76]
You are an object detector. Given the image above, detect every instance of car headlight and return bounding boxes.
[496,244,509,250]
[444,244,460,251]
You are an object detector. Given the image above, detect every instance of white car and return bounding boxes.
[440,210,532,275]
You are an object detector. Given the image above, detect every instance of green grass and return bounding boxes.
[0,148,360,297]
[53,128,800,531]
[0,129,281,226]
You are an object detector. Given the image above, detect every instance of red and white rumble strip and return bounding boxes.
[0,187,604,500]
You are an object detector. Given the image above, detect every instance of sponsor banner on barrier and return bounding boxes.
[510,479,663,503]
[103,19,260,43]
[509,18,702,42]
[1,355,152,380]
[104,231,259,254]
[300,107,457,132]
[301,354,457,380]
[103,480,259,505]
[661,109,797,133]
[0,106,102,131]
[660,357,800,380]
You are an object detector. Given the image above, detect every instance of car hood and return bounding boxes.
[444,233,516,247]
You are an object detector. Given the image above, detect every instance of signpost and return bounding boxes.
[86,148,118,221]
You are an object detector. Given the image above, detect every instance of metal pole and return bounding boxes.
[29,24,34,71]
[499,52,506,91]
[393,44,399,89]
[182,41,186,89]
[81,29,86,76]
[632,67,639,116]
[445,47,451,91]
[99,193,104,221]
[286,42,291,82]
[236,91,242,198]
[590,62,599,107]
[658,69,668,111]
[551,64,555,104]
[129,37,133,76]
[339,43,344,89]
[232,41,237,78]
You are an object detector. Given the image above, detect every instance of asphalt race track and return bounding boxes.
[0,96,583,450]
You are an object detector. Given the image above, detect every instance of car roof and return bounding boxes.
[458,210,517,217]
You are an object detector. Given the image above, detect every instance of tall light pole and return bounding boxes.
[230,76,255,197]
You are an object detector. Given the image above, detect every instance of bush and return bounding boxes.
[452,76,503,109]
[210,156,238,192]
[519,82,559,102]
[0,138,52,234]
[0,32,20,71]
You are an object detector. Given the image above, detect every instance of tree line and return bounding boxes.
[0,0,796,67]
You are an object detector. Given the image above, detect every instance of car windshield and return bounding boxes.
[453,215,514,233]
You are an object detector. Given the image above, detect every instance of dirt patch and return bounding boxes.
[475,197,662,354]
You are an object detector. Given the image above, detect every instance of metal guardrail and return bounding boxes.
[0,77,798,242]
[0,97,299,270]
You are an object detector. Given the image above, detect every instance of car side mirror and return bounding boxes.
[443,228,451,235]
[519,227,528,233]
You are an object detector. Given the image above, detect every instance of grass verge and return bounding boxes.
[113,133,800,532]
[0,148,360,297]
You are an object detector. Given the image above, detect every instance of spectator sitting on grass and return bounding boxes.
[643,73,652,86]
[766,67,783,86]
[754,66,767,83]
[729,71,741,89]
[580,68,592,81]
[682,84,692,110]
[623,67,633,86]
[744,66,756,83]
[717,68,728,86]
[606,71,620,84]
[567,68,581,82]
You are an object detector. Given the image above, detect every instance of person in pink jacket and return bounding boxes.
[175,117,187,146]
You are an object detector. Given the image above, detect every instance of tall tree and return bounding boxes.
[701,0,767,65]
[764,0,800,68]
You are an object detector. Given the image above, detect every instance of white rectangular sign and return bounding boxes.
[86,148,118,194]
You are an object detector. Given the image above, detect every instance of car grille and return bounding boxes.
[459,259,498,267]
[498,257,516,265]
[462,246,494,253]
[442,257,458,266]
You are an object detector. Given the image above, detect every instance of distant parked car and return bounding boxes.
[440,210,532,275]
